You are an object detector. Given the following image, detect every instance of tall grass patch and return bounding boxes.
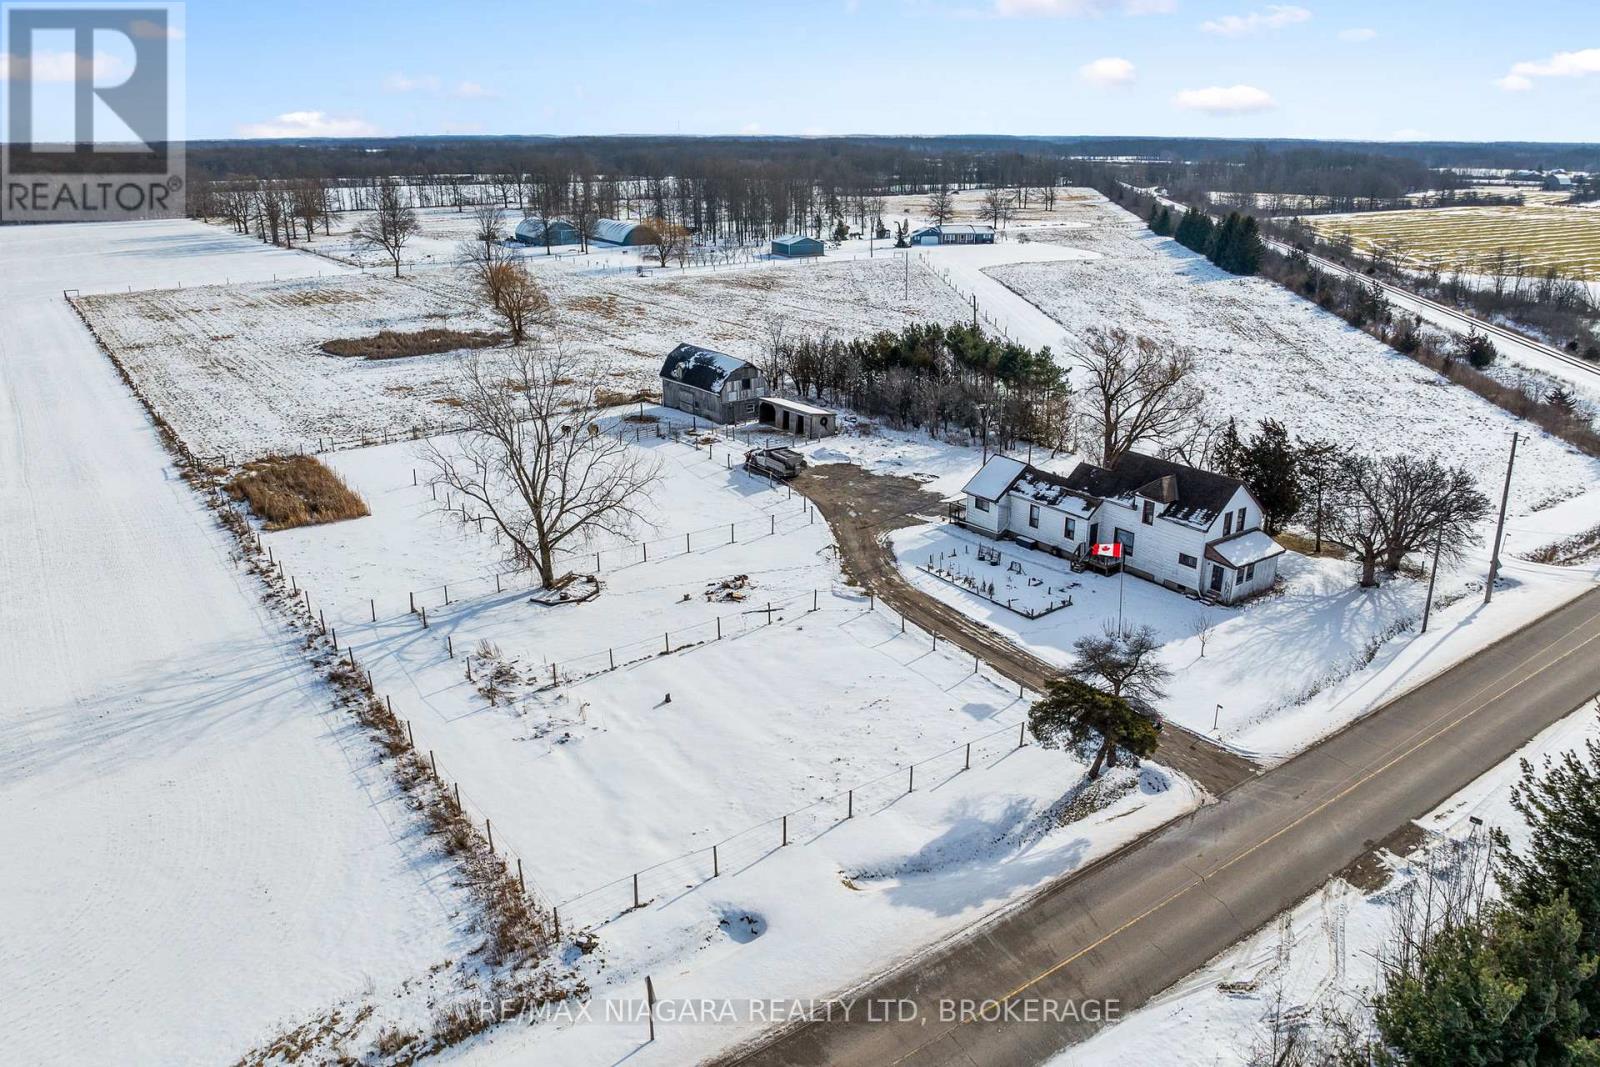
[227,454,370,529]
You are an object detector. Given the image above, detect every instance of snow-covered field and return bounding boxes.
[254,422,1199,1065]
[1064,697,1600,1066]
[0,220,476,1063]
[75,231,976,459]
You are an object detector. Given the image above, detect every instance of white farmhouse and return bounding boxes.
[958,452,1285,605]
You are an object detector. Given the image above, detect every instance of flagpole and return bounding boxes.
[1118,556,1125,631]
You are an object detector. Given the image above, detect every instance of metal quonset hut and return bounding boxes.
[512,217,581,246]
[590,218,653,246]
[770,233,824,258]
[659,343,767,424]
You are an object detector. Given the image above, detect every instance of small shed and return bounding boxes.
[512,217,581,246]
[771,233,824,258]
[758,396,836,438]
[1544,172,1575,191]
[591,218,653,246]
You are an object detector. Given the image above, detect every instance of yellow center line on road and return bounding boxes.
[886,616,1600,1067]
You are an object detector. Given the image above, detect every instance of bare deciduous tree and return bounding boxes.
[1072,326,1203,468]
[354,179,421,277]
[471,201,504,258]
[926,182,954,226]
[642,217,689,267]
[979,188,1016,233]
[1326,454,1491,587]
[423,345,660,588]
[486,261,550,344]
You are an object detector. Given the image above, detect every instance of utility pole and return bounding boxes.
[1484,431,1518,606]
[1421,524,1444,634]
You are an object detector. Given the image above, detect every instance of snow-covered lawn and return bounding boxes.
[892,520,1599,761]
[0,218,475,1064]
[1063,698,1600,1066]
[255,426,1200,1065]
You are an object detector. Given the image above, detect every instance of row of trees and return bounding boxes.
[1151,205,1264,275]
[764,322,1072,453]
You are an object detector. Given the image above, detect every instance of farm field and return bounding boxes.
[75,237,1004,459]
[1305,201,1600,279]
[256,419,1201,1066]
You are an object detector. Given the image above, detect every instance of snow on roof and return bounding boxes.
[1062,452,1245,528]
[962,455,1027,501]
[1013,468,1098,516]
[591,218,642,244]
[761,395,831,417]
[660,343,756,393]
[772,233,819,246]
[939,223,995,236]
[1207,529,1285,568]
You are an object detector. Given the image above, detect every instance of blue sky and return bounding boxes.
[136,0,1600,141]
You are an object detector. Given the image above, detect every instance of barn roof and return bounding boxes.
[772,233,820,247]
[660,343,755,393]
[513,217,575,242]
[591,218,642,244]
[1060,452,1245,528]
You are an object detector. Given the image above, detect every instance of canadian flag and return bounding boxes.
[1090,542,1123,559]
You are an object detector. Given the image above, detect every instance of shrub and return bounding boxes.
[320,328,505,360]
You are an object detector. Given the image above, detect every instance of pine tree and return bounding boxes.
[1027,677,1160,781]
[1244,419,1303,534]
[1547,386,1578,417]
[1212,418,1247,480]
[1233,215,1264,275]
[1460,330,1498,369]
[1498,724,1600,1022]
[1210,213,1240,268]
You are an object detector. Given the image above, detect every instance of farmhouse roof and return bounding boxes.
[660,343,755,393]
[961,455,1028,501]
[939,223,995,236]
[772,233,819,247]
[1206,529,1285,569]
[1061,452,1244,527]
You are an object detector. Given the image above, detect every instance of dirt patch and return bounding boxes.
[320,328,506,360]
[567,294,627,321]
[1338,821,1429,893]
[226,454,370,530]
[1274,531,1347,559]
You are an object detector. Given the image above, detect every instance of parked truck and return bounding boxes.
[744,446,806,480]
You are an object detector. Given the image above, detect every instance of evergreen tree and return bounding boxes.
[1242,419,1303,534]
[1498,724,1600,1023]
[1233,215,1264,275]
[1212,418,1247,480]
[1209,212,1240,268]
[1460,330,1498,370]
[1027,677,1160,781]
[1547,386,1579,417]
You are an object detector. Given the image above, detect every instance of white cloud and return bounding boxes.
[236,111,379,139]
[383,72,440,93]
[994,0,1172,16]
[1173,84,1276,114]
[1200,4,1310,35]
[1079,56,1136,86]
[1338,27,1376,42]
[0,49,128,82]
[451,81,496,99]
[1496,47,1600,91]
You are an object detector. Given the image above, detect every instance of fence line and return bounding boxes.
[544,597,1034,932]
[916,254,1015,341]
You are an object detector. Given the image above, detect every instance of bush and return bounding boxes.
[320,328,505,360]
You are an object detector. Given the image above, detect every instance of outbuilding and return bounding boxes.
[757,396,836,438]
[770,233,825,258]
[512,217,581,246]
[659,343,767,424]
[909,223,996,246]
[590,218,653,246]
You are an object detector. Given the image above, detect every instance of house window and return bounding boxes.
[1115,528,1134,556]
[975,498,991,512]
[1237,507,1248,531]
[1028,504,1040,528]
[1064,517,1076,540]
[1223,512,1234,537]
[1244,562,1257,581]
[1178,552,1197,568]
[1141,500,1155,526]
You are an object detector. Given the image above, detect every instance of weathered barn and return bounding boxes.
[512,217,581,246]
[591,218,653,246]
[659,344,767,424]
[770,234,825,258]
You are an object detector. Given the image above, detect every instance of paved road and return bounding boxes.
[795,462,1258,796]
[730,468,1600,1067]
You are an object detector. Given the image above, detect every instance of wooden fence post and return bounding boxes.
[713,844,719,877]
[1018,722,1026,748]
[965,742,971,770]
[782,814,788,846]
[486,818,494,853]
[847,789,853,819]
